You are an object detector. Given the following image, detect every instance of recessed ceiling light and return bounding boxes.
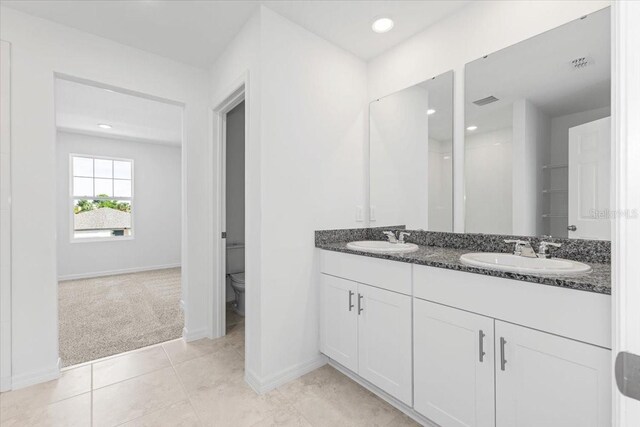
[466,125,478,131]
[372,17,394,33]
[97,123,112,129]
[427,109,436,115]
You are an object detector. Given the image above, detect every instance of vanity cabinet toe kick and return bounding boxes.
[318,249,611,427]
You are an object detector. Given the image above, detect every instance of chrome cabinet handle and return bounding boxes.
[479,330,486,362]
[348,290,354,312]
[500,337,507,371]
[567,225,577,231]
[357,293,363,315]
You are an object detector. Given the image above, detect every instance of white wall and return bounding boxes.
[210,6,367,388]
[0,40,12,391]
[1,7,210,389]
[56,132,181,280]
[465,128,513,234]
[428,138,453,231]
[512,99,549,236]
[370,85,429,229]
[367,0,610,233]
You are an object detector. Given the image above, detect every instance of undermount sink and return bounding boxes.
[346,240,419,254]
[459,252,591,276]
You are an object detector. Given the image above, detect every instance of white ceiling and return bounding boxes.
[2,0,469,67]
[55,78,183,145]
[465,7,610,133]
[263,1,469,61]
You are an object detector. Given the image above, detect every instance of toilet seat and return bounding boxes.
[230,272,245,289]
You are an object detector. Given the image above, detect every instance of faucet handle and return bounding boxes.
[504,239,528,255]
[383,231,398,243]
[538,241,562,258]
[398,232,411,243]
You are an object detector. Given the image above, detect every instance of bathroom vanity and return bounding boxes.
[316,229,611,427]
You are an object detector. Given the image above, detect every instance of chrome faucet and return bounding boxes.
[537,241,562,258]
[383,231,398,243]
[504,239,537,258]
[398,232,411,243]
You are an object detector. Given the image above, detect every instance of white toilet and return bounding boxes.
[226,244,245,316]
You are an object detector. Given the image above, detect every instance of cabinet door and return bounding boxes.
[414,299,495,427]
[495,321,611,427]
[357,283,412,405]
[320,274,358,372]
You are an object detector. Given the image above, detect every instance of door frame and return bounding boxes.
[211,73,248,339]
[612,1,640,425]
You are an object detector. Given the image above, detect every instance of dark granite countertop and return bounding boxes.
[316,241,611,295]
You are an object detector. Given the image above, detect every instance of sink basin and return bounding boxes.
[346,240,419,254]
[459,252,591,276]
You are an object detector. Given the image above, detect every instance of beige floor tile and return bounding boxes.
[0,365,91,422]
[190,377,310,427]
[278,365,400,427]
[173,346,244,394]
[0,392,91,427]
[93,345,171,389]
[120,399,200,427]
[385,413,421,426]
[224,322,245,356]
[162,337,229,366]
[92,366,187,427]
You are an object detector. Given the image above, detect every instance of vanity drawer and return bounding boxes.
[320,250,411,295]
[413,265,611,349]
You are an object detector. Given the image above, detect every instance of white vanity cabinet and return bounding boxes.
[320,251,413,405]
[413,299,495,427]
[495,320,611,427]
[320,274,358,372]
[319,250,612,427]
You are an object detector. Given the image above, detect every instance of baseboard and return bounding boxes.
[58,263,181,281]
[182,326,210,342]
[0,374,11,392]
[328,360,437,427]
[10,358,61,390]
[245,354,328,394]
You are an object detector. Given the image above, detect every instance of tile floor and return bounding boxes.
[0,307,418,427]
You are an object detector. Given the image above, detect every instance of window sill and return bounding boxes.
[70,236,135,244]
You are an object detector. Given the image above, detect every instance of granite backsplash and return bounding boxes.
[315,226,610,264]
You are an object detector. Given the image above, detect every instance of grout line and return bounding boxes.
[162,344,205,427]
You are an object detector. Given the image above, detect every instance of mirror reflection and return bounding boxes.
[464,7,611,240]
[370,71,454,231]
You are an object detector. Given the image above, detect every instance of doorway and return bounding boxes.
[224,101,246,335]
[54,76,186,367]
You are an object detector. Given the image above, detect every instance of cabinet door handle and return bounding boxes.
[357,293,363,315]
[348,290,354,311]
[500,337,507,371]
[479,330,486,362]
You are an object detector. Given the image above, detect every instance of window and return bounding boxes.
[71,155,133,240]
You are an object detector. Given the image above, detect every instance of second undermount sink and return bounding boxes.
[460,252,591,276]
[346,240,419,254]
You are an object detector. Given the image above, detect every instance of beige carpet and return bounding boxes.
[58,268,183,367]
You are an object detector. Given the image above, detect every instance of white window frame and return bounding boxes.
[69,153,135,243]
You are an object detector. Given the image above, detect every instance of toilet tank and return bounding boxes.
[226,244,245,274]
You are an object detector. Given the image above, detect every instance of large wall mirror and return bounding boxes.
[370,71,454,231]
[464,7,611,240]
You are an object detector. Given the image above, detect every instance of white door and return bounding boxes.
[357,283,412,405]
[568,116,611,240]
[495,321,611,427]
[414,299,495,427]
[320,274,358,372]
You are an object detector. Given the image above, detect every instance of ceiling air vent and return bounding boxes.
[473,95,499,106]
[570,56,594,70]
